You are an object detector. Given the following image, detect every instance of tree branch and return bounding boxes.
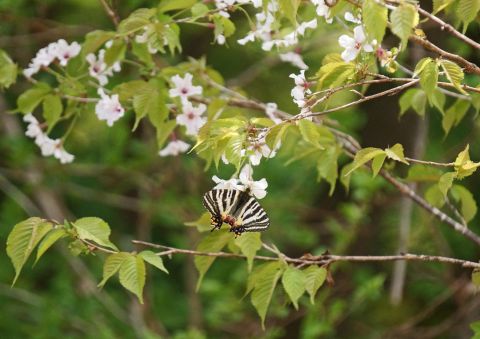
[131,240,480,269]
[98,0,120,27]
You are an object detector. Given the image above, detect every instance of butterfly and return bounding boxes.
[202,189,270,236]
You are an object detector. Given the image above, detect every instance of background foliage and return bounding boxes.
[1,0,480,338]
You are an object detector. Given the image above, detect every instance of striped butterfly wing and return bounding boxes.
[202,189,244,230]
[231,195,270,232]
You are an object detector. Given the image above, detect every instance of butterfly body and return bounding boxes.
[203,189,270,235]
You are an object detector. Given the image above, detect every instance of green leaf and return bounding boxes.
[17,82,51,114]
[191,3,209,17]
[6,217,53,285]
[406,164,443,182]
[118,8,155,35]
[440,60,467,94]
[82,30,116,55]
[417,59,438,103]
[104,39,126,66]
[154,119,177,150]
[35,228,67,264]
[399,89,426,117]
[280,0,301,25]
[425,184,445,208]
[438,172,456,198]
[0,49,17,89]
[454,144,480,179]
[266,122,291,150]
[298,119,323,148]
[250,261,285,329]
[363,0,388,42]
[158,0,197,13]
[316,146,341,195]
[431,90,446,114]
[194,229,232,289]
[451,185,477,223]
[42,94,63,132]
[133,80,167,131]
[282,266,306,310]
[411,90,427,117]
[442,99,470,136]
[344,147,385,176]
[139,250,168,274]
[185,212,213,232]
[457,0,480,32]
[390,3,419,48]
[304,266,327,304]
[72,217,118,251]
[119,254,146,303]
[234,232,262,272]
[433,0,454,13]
[131,41,153,67]
[385,143,409,164]
[113,80,149,102]
[371,153,387,178]
[472,269,480,287]
[98,252,130,287]
[316,61,355,90]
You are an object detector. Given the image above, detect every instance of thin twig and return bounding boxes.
[99,0,120,27]
[131,240,480,268]
[404,157,455,167]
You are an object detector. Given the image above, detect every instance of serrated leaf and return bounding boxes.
[118,8,155,35]
[139,250,168,274]
[440,60,467,94]
[385,143,409,164]
[250,261,284,329]
[363,0,388,42]
[72,217,118,251]
[304,266,327,304]
[266,122,290,150]
[438,172,456,198]
[185,212,212,232]
[316,61,355,90]
[282,266,306,310]
[298,119,323,148]
[345,147,385,176]
[418,59,438,103]
[371,153,387,178]
[98,252,130,287]
[133,81,167,131]
[454,144,480,179]
[82,30,116,55]
[234,232,262,272]
[390,3,419,49]
[457,0,480,32]
[113,80,149,102]
[6,218,53,285]
[442,99,470,135]
[451,185,477,223]
[119,254,146,303]
[17,82,51,114]
[158,0,197,13]
[42,94,63,132]
[35,228,67,264]
[194,229,232,290]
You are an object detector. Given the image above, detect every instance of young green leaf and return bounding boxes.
[0,49,17,89]
[98,252,130,287]
[406,164,443,182]
[442,99,470,136]
[385,144,409,164]
[438,172,456,198]
[6,218,53,285]
[417,59,438,103]
[440,60,467,94]
[17,82,51,114]
[42,94,63,132]
[35,228,67,264]
[390,3,419,49]
[304,265,327,304]
[82,30,116,55]
[456,0,480,32]
[363,0,388,42]
[280,0,301,25]
[194,229,232,290]
[298,119,323,149]
[133,80,167,131]
[282,266,306,310]
[371,153,387,178]
[139,250,168,274]
[250,261,285,329]
[454,144,480,179]
[266,122,290,150]
[316,61,355,90]
[72,217,119,251]
[185,212,213,232]
[234,232,262,272]
[425,184,445,208]
[344,147,385,176]
[118,9,155,35]
[433,0,454,13]
[104,39,127,66]
[451,185,477,223]
[316,146,341,195]
[158,0,197,13]
[119,254,146,303]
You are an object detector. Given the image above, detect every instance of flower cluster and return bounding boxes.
[23,114,74,164]
[289,70,312,114]
[213,164,268,199]
[338,13,376,62]
[23,39,81,78]
[86,41,121,86]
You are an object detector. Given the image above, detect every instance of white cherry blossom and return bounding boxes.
[247,136,277,166]
[169,73,203,103]
[54,146,75,164]
[86,49,121,86]
[279,52,308,69]
[239,164,268,199]
[289,70,311,108]
[176,101,207,136]
[344,12,362,24]
[159,140,191,157]
[265,102,282,124]
[312,0,332,23]
[23,114,43,138]
[338,26,374,62]
[95,89,125,127]
[212,176,244,190]
[54,39,81,66]
[296,19,317,36]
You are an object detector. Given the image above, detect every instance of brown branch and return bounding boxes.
[409,35,480,75]
[416,7,480,51]
[404,157,454,167]
[99,0,120,27]
[132,240,480,268]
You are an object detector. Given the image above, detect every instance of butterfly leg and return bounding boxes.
[210,215,223,232]
[230,226,245,237]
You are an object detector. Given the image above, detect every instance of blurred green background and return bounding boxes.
[1,0,480,338]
